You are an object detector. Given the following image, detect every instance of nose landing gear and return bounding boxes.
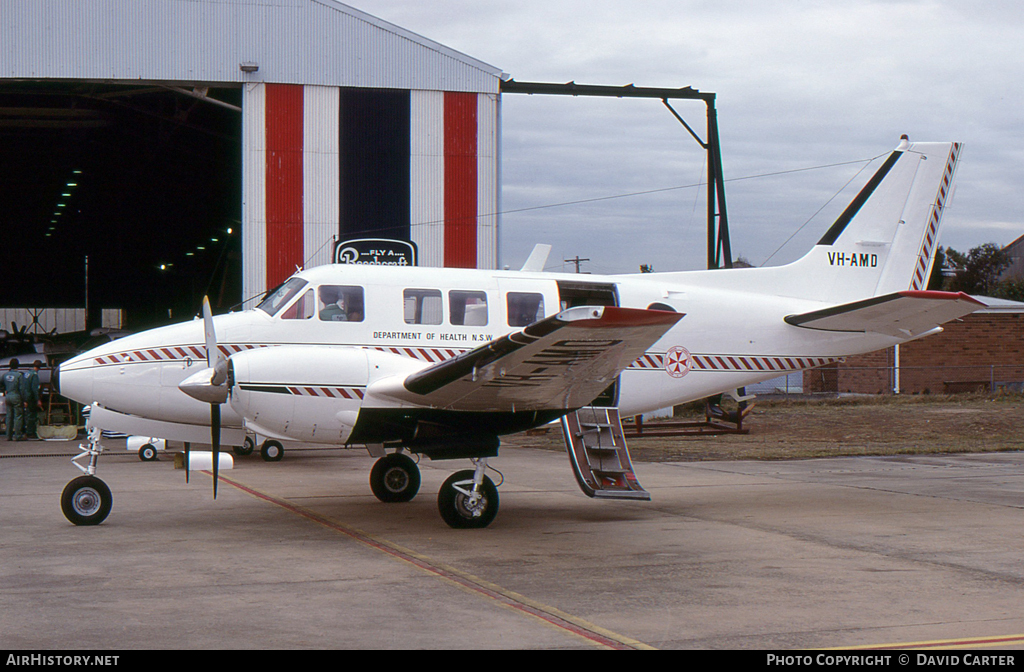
[61,426,112,526]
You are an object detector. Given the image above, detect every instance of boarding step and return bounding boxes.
[560,406,650,501]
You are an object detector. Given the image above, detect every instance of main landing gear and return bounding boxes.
[230,436,284,462]
[437,460,499,529]
[368,453,500,529]
[369,452,421,502]
[61,427,113,526]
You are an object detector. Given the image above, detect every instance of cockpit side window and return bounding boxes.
[318,285,365,322]
[257,278,308,317]
[281,289,315,320]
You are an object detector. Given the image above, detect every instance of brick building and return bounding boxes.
[804,297,1024,395]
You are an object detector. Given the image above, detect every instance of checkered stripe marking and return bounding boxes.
[629,353,840,372]
[911,142,961,290]
[371,346,467,362]
[94,342,838,376]
[285,386,364,399]
[94,343,265,365]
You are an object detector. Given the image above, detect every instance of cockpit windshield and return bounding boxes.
[256,278,309,317]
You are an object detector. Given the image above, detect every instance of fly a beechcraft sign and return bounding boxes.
[334,239,418,267]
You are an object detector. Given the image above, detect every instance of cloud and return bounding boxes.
[352,0,1024,271]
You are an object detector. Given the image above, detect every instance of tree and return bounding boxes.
[944,243,1010,296]
[992,279,1024,302]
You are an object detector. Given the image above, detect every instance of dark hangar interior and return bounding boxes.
[0,81,243,329]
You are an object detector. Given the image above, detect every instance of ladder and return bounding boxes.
[44,382,74,425]
[560,406,650,501]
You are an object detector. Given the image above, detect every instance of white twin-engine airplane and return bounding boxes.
[57,139,983,528]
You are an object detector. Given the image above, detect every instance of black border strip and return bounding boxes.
[816,151,903,246]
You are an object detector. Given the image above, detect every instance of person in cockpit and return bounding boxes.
[319,286,347,321]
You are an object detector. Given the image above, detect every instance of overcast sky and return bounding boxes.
[351,0,1023,275]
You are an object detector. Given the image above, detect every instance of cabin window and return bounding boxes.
[257,278,308,317]
[318,285,365,322]
[281,289,315,320]
[449,290,488,326]
[507,292,545,327]
[404,289,442,325]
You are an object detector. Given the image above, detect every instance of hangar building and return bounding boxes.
[1,0,504,326]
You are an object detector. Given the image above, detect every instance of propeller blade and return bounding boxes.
[202,297,221,370]
[203,296,222,500]
[184,441,191,484]
[211,404,220,500]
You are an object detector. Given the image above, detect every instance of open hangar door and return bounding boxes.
[0,81,242,330]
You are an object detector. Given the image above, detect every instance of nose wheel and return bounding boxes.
[61,475,112,526]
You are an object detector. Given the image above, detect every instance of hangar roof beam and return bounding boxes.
[500,79,732,270]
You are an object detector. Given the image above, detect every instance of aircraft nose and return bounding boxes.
[54,353,95,406]
[53,362,61,396]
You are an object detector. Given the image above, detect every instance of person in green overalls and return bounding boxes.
[3,359,27,441]
[23,360,43,439]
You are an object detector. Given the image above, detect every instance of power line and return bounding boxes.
[339,155,881,241]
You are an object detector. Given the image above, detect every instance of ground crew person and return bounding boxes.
[3,359,27,441]
[23,360,43,439]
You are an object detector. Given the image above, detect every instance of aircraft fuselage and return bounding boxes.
[58,262,903,448]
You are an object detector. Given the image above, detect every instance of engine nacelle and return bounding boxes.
[227,346,371,444]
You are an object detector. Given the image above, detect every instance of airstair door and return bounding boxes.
[560,406,650,500]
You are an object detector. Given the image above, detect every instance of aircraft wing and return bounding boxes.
[784,290,986,338]
[370,306,683,412]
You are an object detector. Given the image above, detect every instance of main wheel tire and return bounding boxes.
[369,453,421,503]
[234,436,255,457]
[260,439,284,462]
[437,469,499,529]
[61,475,113,526]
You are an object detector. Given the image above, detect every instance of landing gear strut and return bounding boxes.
[369,452,421,503]
[233,435,256,457]
[61,426,113,526]
[437,459,499,529]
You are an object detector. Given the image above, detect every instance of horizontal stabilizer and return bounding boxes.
[785,291,985,338]
[371,306,683,412]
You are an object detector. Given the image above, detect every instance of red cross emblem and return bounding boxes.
[664,346,691,378]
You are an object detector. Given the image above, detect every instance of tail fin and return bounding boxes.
[768,140,963,304]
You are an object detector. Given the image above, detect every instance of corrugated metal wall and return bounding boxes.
[410,91,446,268]
[2,0,501,93]
[2,0,504,304]
[241,83,500,303]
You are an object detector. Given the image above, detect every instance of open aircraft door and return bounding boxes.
[557,280,620,407]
